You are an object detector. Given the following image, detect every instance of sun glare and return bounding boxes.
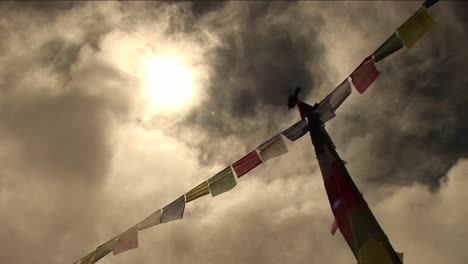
[144,55,194,111]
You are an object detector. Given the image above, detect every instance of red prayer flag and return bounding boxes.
[113,225,138,255]
[350,55,380,94]
[331,219,338,235]
[232,150,262,178]
[397,252,404,262]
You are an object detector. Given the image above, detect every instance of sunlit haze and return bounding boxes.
[144,55,194,111]
[1,1,467,264]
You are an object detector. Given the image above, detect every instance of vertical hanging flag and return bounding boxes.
[397,7,436,48]
[208,166,237,196]
[232,150,262,177]
[397,252,404,262]
[94,238,118,262]
[282,120,309,141]
[76,251,96,264]
[161,195,186,223]
[139,209,162,231]
[350,55,380,94]
[331,219,338,236]
[422,0,439,9]
[185,181,210,203]
[113,225,139,255]
[315,79,352,123]
[373,33,403,63]
[257,134,288,163]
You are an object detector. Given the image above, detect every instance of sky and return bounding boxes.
[0,1,467,264]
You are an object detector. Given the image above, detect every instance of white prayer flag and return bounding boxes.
[316,79,352,123]
[161,195,185,223]
[257,134,288,163]
[139,209,162,231]
[282,120,309,141]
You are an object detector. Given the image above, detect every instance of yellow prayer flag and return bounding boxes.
[185,181,210,202]
[397,7,436,48]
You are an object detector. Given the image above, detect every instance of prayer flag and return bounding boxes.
[397,252,404,262]
[350,55,380,94]
[331,219,338,236]
[282,120,309,141]
[315,79,352,123]
[257,134,288,163]
[422,0,439,9]
[232,150,262,177]
[397,7,436,48]
[77,251,96,264]
[94,238,117,262]
[373,33,403,63]
[113,226,138,255]
[308,115,402,263]
[185,181,210,203]
[317,144,335,179]
[208,166,237,196]
[139,209,162,231]
[161,195,185,223]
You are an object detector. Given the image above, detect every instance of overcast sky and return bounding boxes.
[1,1,467,264]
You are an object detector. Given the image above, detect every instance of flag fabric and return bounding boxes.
[94,238,117,262]
[373,32,403,63]
[113,225,139,255]
[282,119,309,141]
[331,219,338,236]
[297,101,315,120]
[185,181,210,203]
[139,209,162,231]
[308,116,402,264]
[161,195,186,223]
[315,79,352,123]
[76,251,96,264]
[257,134,288,163]
[350,55,380,94]
[422,0,439,9]
[208,166,237,196]
[397,252,404,262]
[397,7,436,48]
[232,150,262,178]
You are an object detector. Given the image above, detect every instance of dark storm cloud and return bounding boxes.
[0,2,119,91]
[0,2,137,184]
[152,2,325,165]
[37,37,82,77]
[1,1,79,15]
[189,1,323,121]
[190,1,226,17]
[329,2,468,189]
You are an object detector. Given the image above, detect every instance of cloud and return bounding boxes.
[374,158,468,264]
[0,1,467,264]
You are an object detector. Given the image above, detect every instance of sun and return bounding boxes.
[143,55,194,111]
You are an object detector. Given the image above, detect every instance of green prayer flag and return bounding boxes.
[397,7,436,48]
[373,33,403,63]
[208,166,237,197]
[79,251,96,264]
[94,238,117,262]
